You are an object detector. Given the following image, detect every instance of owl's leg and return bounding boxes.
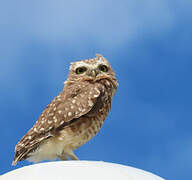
[66,151,79,160]
[57,154,68,161]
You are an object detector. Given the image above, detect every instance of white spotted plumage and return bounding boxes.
[12,54,118,166]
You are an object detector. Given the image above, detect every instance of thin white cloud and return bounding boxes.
[0,0,176,47]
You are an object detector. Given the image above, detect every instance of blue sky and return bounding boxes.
[0,0,192,179]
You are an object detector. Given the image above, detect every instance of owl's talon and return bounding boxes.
[66,151,79,160]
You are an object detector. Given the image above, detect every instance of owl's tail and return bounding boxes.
[12,148,29,166]
[12,158,18,166]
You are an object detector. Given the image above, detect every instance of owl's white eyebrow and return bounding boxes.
[70,62,89,70]
[70,59,108,70]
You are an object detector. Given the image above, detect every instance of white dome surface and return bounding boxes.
[2,161,165,180]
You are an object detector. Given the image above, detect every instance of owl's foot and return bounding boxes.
[67,151,79,160]
[58,151,79,161]
[58,155,68,160]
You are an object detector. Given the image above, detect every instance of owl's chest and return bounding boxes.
[60,87,113,150]
[55,81,116,151]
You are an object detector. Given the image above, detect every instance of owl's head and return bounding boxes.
[67,54,117,84]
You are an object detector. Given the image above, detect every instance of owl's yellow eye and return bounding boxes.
[99,65,108,72]
[75,67,87,74]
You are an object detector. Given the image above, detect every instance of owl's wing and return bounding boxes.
[35,82,103,132]
[12,82,103,165]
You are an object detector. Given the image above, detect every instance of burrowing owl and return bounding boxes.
[12,54,118,166]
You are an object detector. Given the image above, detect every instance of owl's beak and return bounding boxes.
[88,69,98,78]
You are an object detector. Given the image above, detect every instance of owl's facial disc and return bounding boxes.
[69,57,114,82]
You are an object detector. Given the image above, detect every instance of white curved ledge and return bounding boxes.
[2,161,164,180]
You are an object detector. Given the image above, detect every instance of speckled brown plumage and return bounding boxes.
[12,54,118,165]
